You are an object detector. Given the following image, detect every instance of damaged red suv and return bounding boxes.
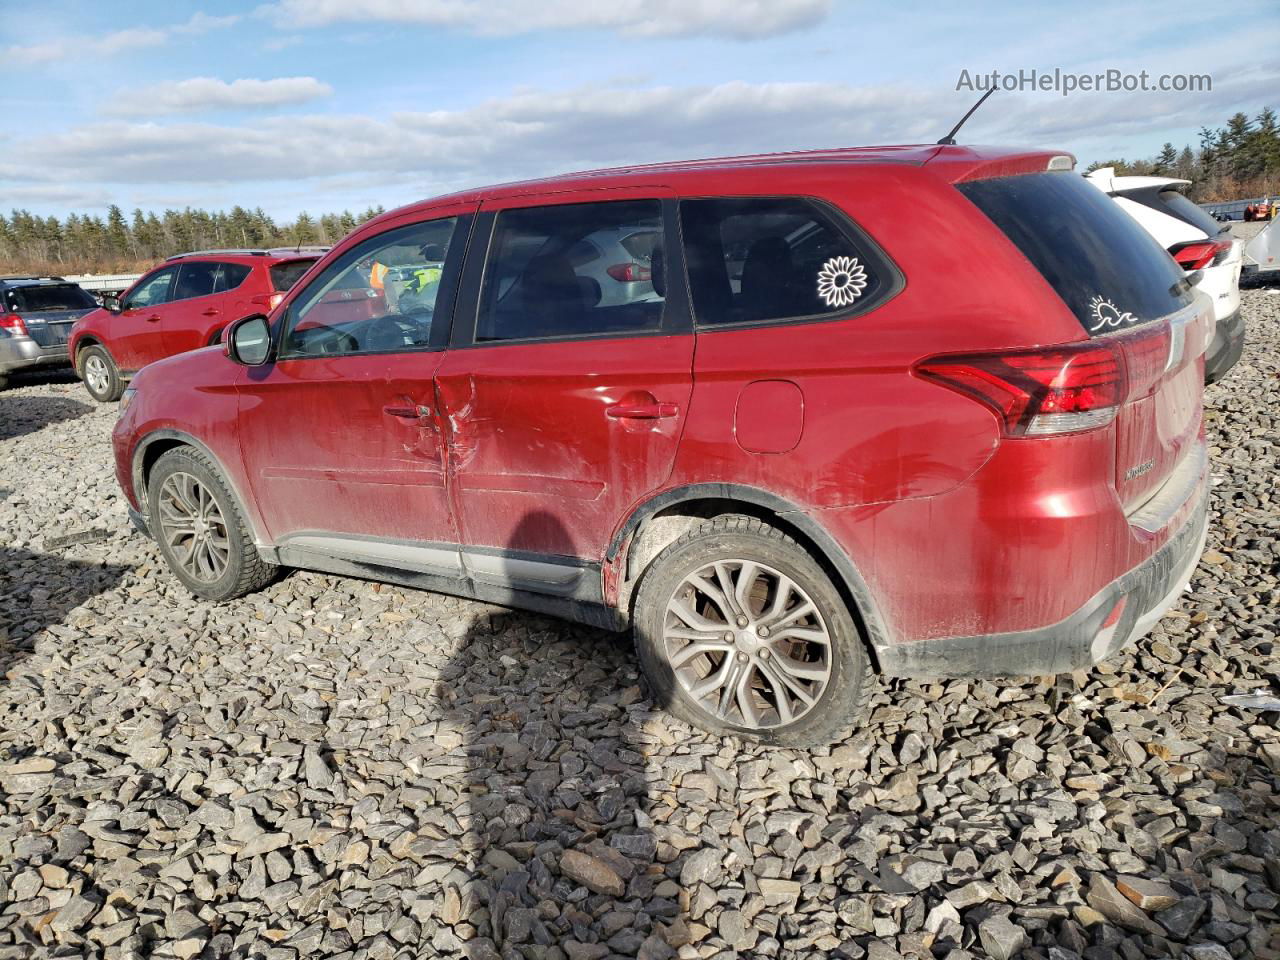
[112,145,1212,745]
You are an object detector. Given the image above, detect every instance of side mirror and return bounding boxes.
[103,294,121,314]
[226,314,272,366]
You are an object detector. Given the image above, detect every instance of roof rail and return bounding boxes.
[0,275,66,282]
[266,246,331,256]
[165,246,331,261]
[166,248,270,260]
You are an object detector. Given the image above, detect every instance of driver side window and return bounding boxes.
[280,217,459,358]
[125,267,177,309]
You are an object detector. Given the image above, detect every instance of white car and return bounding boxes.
[1086,169,1244,384]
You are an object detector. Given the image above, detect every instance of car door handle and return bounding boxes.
[384,404,431,419]
[201,308,219,317]
[606,400,679,420]
[145,314,162,322]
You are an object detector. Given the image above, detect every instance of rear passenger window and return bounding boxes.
[216,263,252,292]
[477,200,664,342]
[174,262,220,300]
[681,197,892,326]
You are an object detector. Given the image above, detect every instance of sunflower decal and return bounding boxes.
[1087,295,1138,332]
[816,256,868,308]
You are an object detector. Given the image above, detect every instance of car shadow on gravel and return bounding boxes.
[0,547,129,690]
[0,394,92,442]
[437,510,676,958]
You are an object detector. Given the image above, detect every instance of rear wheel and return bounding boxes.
[79,346,124,402]
[147,447,277,601]
[633,515,871,746]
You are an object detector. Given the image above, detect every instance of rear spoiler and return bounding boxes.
[924,145,1076,183]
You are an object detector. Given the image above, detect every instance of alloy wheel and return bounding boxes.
[662,559,832,729]
[84,355,110,395]
[156,471,230,582]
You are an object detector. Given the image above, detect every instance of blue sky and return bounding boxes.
[2,0,1277,221]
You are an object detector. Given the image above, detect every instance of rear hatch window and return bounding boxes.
[1112,185,1225,239]
[958,172,1194,335]
[5,283,97,313]
[270,259,317,292]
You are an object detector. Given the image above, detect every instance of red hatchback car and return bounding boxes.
[70,249,322,402]
[112,145,1212,745]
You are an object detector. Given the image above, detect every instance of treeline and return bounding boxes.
[0,205,385,276]
[1085,106,1280,202]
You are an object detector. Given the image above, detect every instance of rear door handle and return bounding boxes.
[384,404,432,419]
[145,314,162,322]
[606,400,679,420]
[201,308,219,317]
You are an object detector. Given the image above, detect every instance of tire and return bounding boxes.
[146,446,277,601]
[79,345,124,403]
[633,515,872,747]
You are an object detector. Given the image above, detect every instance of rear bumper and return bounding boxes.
[0,336,70,374]
[1204,306,1245,385]
[878,482,1210,678]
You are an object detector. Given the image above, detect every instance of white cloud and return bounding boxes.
[107,77,333,116]
[3,70,1276,214]
[4,12,239,64]
[257,0,831,39]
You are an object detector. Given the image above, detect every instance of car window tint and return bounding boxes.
[269,259,316,292]
[174,262,220,300]
[215,263,252,293]
[125,268,177,308]
[7,283,96,312]
[959,173,1194,332]
[477,199,664,343]
[681,197,886,326]
[281,218,457,358]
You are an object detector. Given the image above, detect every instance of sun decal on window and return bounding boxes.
[816,256,867,309]
[1087,295,1139,332]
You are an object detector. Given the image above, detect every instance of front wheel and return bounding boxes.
[147,447,277,601]
[633,515,872,746]
[79,346,124,402]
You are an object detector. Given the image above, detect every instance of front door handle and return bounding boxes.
[384,404,432,420]
[145,314,162,322]
[606,400,679,420]
[201,308,219,317]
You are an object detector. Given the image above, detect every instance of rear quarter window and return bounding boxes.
[270,259,317,292]
[958,173,1194,334]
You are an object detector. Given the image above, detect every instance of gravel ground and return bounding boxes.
[1,290,1278,960]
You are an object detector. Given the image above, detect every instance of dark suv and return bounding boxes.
[69,248,323,402]
[0,277,99,388]
[112,145,1212,745]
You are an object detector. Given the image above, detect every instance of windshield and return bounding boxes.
[958,172,1194,334]
[5,283,97,312]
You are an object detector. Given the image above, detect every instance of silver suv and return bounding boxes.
[0,277,98,388]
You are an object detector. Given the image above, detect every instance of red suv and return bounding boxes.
[70,248,322,402]
[112,145,1212,745]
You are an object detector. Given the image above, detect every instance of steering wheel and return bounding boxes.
[363,315,412,352]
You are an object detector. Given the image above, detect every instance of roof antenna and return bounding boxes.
[937,87,996,145]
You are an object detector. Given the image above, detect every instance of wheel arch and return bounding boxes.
[72,336,109,371]
[608,483,893,665]
[132,429,269,549]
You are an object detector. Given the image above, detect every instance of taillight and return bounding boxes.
[1168,239,1232,270]
[605,262,651,282]
[1,314,27,336]
[916,341,1124,436]
[916,323,1182,437]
